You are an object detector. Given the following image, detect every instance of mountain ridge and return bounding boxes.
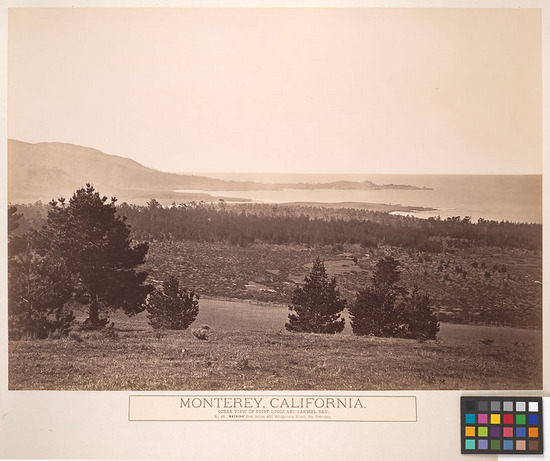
[8,139,431,204]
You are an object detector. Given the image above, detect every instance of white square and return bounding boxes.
[528,401,539,412]
[516,402,526,412]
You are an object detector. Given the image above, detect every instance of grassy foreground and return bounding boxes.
[8,300,542,391]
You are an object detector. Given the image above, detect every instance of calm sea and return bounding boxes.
[183,174,542,224]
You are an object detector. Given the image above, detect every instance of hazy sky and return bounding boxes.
[8,8,542,174]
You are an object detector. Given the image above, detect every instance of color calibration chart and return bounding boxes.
[461,397,543,454]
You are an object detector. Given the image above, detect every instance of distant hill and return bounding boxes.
[283,180,431,191]
[7,140,258,203]
[8,139,431,204]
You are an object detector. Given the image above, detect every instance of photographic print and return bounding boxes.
[6,7,542,392]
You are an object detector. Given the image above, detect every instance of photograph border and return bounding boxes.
[0,1,547,460]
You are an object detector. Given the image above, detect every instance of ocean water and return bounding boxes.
[183,174,542,224]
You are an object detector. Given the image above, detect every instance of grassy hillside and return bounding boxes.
[8,300,541,390]
[7,187,542,391]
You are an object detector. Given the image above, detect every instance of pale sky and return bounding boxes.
[8,8,542,174]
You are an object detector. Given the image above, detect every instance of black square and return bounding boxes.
[465,400,475,411]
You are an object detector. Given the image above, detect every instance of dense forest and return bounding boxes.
[11,200,541,252]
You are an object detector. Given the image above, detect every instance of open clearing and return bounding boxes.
[9,298,541,391]
[145,241,542,328]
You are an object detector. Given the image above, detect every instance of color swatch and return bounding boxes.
[461,397,543,454]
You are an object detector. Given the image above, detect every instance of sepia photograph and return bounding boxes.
[6,7,542,393]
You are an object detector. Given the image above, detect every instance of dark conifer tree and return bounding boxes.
[8,240,74,339]
[147,275,199,330]
[8,207,74,339]
[350,256,405,337]
[371,256,403,291]
[350,286,401,337]
[286,258,346,334]
[399,285,440,340]
[40,184,153,328]
[350,256,439,339]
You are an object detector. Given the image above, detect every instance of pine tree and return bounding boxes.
[147,275,200,330]
[350,256,439,340]
[39,184,153,328]
[399,285,440,340]
[350,286,402,337]
[285,258,346,334]
[8,223,74,339]
[8,250,75,339]
[371,256,403,292]
[350,256,405,336]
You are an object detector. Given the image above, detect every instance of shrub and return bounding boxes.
[68,331,83,343]
[193,325,211,340]
[101,323,119,340]
[417,239,443,254]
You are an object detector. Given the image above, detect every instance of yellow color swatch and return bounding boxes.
[491,414,501,424]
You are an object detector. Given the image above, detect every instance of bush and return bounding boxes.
[8,307,75,340]
[68,331,83,343]
[147,275,199,330]
[193,325,211,340]
[101,323,119,340]
[417,239,443,254]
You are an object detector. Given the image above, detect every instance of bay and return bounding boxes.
[179,174,542,224]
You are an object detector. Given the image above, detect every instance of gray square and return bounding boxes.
[503,401,514,412]
[478,401,489,411]
[491,401,501,411]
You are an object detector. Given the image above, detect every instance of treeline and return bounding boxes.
[11,200,542,252]
[120,201,542,251]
